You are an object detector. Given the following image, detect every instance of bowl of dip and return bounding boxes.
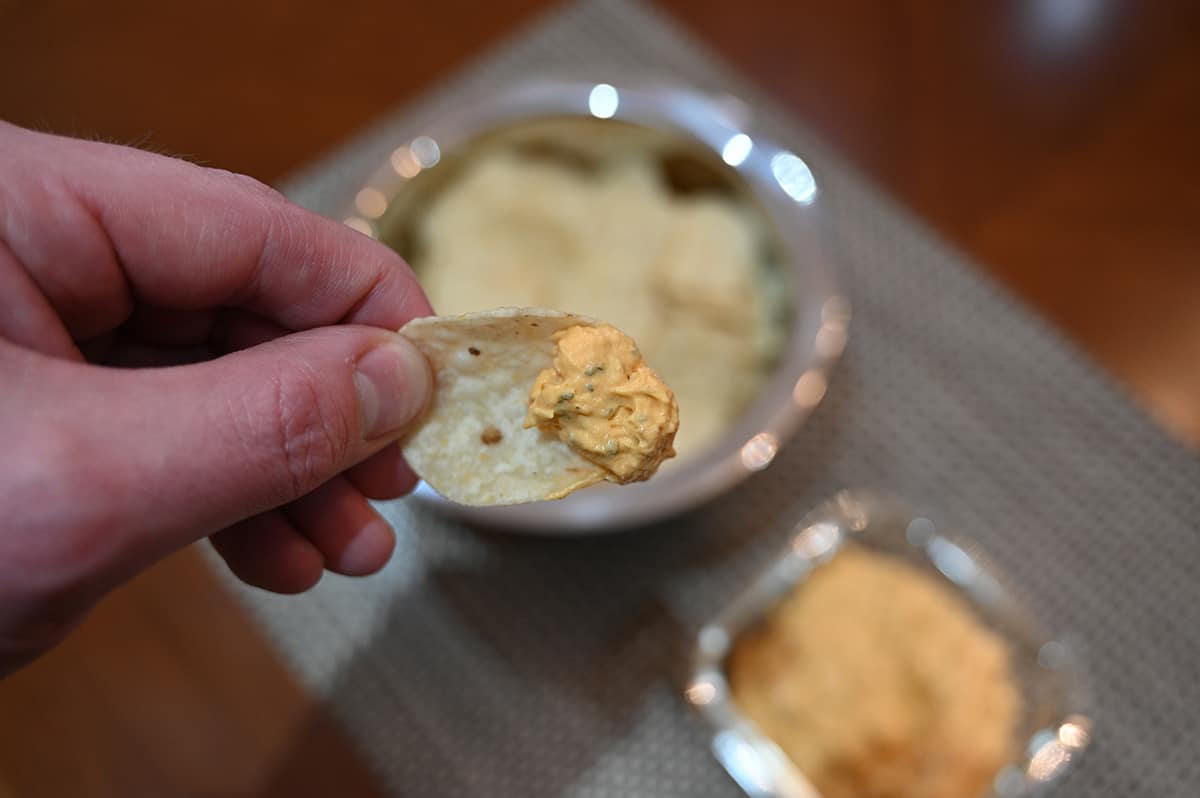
[342,80,847,532]
[687,491,1092,797]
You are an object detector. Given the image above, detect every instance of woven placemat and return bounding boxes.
[216,1,1200,795]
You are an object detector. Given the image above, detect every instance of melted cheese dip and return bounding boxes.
[525,324,677,483]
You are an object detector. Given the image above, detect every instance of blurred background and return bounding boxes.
[0,1,1197,795]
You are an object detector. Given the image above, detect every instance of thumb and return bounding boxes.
[56,325,430,553]
[0,326,429,666]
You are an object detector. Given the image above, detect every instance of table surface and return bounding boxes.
[1,1,1198,795]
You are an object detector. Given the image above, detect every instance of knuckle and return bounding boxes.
[215,169,287,205]
[268,365,352,497]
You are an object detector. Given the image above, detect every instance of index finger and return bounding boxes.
[2,122,431,334]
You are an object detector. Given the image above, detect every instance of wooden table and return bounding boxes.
[1,2,1197,794]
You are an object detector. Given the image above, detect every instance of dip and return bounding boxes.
[408,136,784,459]
[728,545,1020,798]
[525,323,678,483]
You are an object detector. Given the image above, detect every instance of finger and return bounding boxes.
[0,126,133,340]
[0,239,80,359]
[8,324,431,571]
[345,443,421,500]
[1,121,433,340]
[284,477,396,576]
[210,511,325,594]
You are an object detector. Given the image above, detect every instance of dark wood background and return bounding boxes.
[1,1,1197,794]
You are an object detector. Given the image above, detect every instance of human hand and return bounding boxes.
[0,121,434,674]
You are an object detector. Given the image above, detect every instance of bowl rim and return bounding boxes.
[341,78,849,533]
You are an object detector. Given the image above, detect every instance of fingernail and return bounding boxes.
[354,336,432,440]
[333,518,397,576]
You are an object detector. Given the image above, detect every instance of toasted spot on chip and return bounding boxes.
[401,308,678,506]
[468,346,480,356]
[480,425,503,445]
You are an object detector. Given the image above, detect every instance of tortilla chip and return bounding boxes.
[399,308,614,506]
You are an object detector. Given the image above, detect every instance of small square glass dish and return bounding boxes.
[686,490,1092,798]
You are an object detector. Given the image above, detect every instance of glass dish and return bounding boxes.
[686,490,1093,798]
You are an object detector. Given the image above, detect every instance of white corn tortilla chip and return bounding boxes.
[399,308,611,506]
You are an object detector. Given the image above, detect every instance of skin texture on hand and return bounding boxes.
[0,121,434,675]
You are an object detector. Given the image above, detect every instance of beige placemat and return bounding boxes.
[214,1,1200,795]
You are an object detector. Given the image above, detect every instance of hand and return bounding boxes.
[0,121,434,675]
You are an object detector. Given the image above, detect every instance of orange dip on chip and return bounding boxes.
[525,324,678,483]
